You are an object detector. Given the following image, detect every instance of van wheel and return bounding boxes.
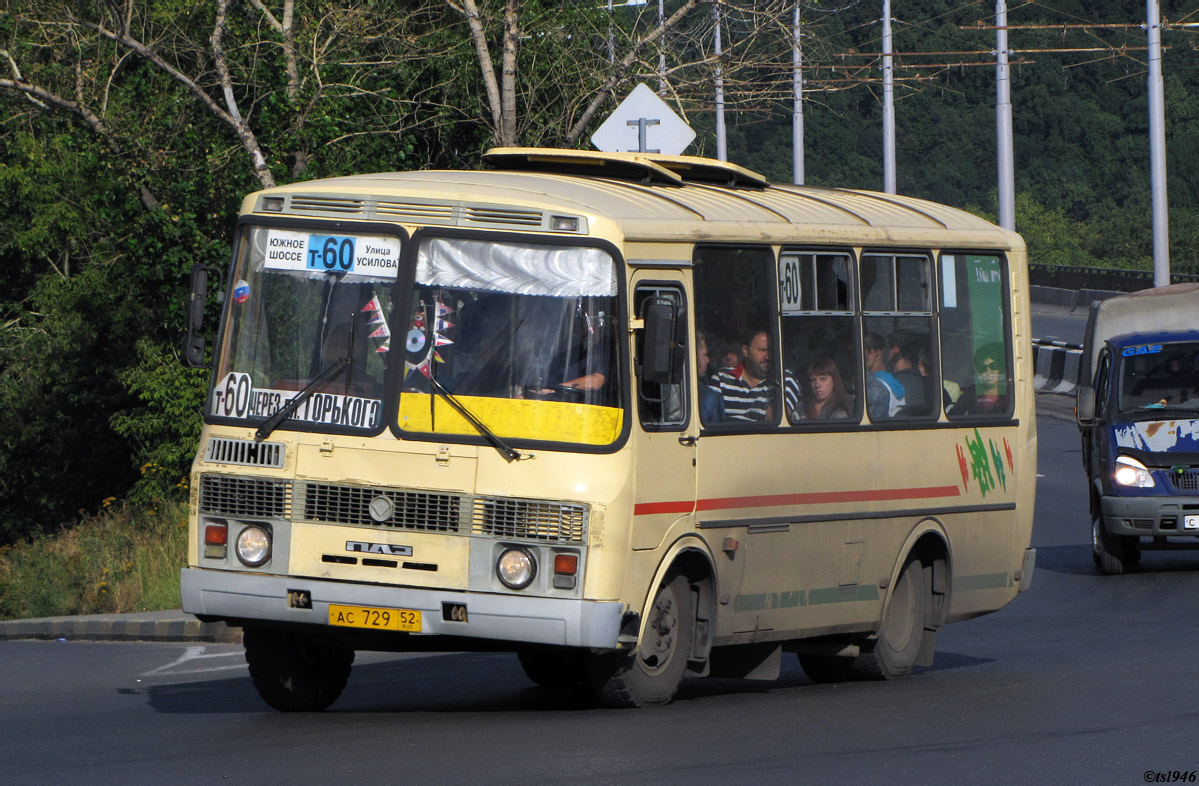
[588,573,694,708]
[849,557,926,680]
[798,654,851,683]
[244,627,354,711]
[517,648,588,688]
[1092,515,1126,575]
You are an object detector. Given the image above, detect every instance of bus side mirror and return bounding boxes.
[184,264,222,369]
[642,300,684,385]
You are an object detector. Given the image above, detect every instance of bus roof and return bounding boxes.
[245,148,1021,250]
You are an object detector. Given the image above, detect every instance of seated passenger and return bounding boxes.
[711,328,778,422]
[891,337,929,415]
[696,331,726,424]
[865,332,905,420]
[804,357,851,420]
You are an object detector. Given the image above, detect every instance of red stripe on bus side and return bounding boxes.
[633,485,962,517]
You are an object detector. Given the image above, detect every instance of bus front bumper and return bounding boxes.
[181,568,623,649]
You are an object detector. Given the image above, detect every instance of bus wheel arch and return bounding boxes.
[853,525,949,680]
[587,539,715,707]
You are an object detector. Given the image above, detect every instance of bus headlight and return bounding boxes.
[236,524,272,567]
[1114,456,1155,488]
[496,547,536,590]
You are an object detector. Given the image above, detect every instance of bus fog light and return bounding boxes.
[496,547,536,590]
[236,525,272,567]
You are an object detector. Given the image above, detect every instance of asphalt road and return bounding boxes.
[5,405,1199,784]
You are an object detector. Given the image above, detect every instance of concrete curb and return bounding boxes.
[0,612,241,644]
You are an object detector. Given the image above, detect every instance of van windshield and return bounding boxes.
[1116,341,1199,416]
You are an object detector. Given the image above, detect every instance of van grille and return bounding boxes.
[1169,471,1199,492]
[205,438,285,468]
[199,475,292,519]
[472,497,587,543]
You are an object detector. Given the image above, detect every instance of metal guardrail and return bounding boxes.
[1029,264,1199,293]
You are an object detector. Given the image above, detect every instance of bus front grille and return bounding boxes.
[197,474,587,543]
[205,438,285,468]
[300,483,464,532]
[199,475,292,519]
[471,497,587,543]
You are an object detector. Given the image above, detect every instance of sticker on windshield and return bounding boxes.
[233,280,250,304]
[212,372,381,429]
[263,229,400,279]
[1121,344,1164,357]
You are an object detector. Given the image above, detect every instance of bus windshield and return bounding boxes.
[210,225,400,432]
[1117,340,1199,416]
[397,237,622,446]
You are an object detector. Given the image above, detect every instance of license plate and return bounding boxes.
[328,604,421,632]
[1185,516,1199,531]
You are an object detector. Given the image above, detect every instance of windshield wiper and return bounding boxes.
[426,374,524,462]
[254,359,348,442]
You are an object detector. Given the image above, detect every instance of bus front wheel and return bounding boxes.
[243,627,355,711]
[849,556,927,680]
[588,573,694,708]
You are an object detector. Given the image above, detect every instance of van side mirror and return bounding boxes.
[642,299,685,385]
[184,264,222,368]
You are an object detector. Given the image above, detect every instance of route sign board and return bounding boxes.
[590,83,696,156]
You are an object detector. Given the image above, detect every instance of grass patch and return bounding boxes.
[0,500,187,621]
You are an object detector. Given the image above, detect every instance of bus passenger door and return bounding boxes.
[630,277,699,552]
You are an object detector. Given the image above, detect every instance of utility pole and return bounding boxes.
[996,1,1015,231]
[882,0,896,194]
[714,1,726,160]
[1147,0,1170,285]
[793,2,804,185]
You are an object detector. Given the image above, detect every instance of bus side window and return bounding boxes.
[862,253,937,420]
[635,284,688,430]
[939,254,1013,419]
[693,245,780,428]
[778,251,860,423]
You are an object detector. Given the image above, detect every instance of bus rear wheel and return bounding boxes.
[244,627,354,711]
[849,556,927,680]
[588,573,694,708]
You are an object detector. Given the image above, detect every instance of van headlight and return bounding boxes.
[496,547,536,590]
[236,524,272,566]
[1114,456,1155,488]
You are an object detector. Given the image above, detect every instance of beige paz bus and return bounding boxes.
[181,148,1037,710]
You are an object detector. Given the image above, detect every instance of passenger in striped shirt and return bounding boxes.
[708,329,801,422]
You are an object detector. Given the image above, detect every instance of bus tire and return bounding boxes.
[244,627,354,712]
[1092,514,1126,575]
[517,648,588,688]
[849,556,927,680]
[588,572,694,708]
[798,654,851,683]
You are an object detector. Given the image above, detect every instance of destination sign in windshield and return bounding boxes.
[263,229,400,279]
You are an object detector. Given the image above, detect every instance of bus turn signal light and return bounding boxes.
[204,522,228,560]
